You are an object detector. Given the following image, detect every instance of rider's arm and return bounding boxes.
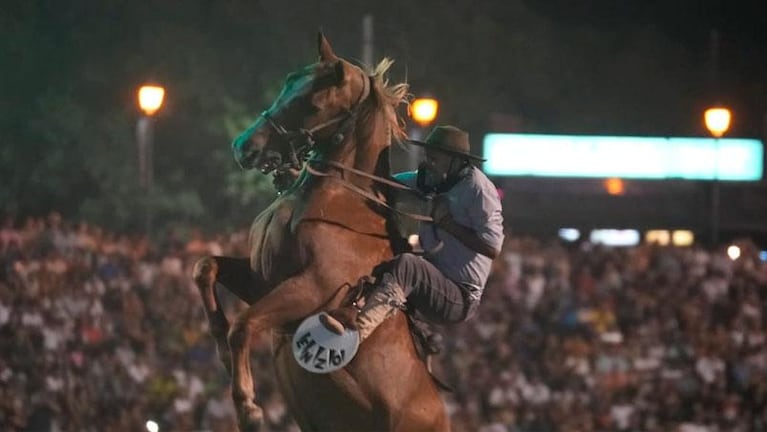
[436,216,500,259]
[430,176,504,259]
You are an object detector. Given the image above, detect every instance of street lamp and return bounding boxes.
[138,85,165,116]
[137,84,165,235]
[401,96,439,171]
[704,107,731,138]
[409,97,439,128]
[704,106,731,246]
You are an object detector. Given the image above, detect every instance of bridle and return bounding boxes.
[262,68,444,254]
[258,71,372,174]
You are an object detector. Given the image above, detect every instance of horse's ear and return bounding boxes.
[317,31,338,62]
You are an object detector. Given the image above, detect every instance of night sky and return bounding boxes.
[528,0,767,135]
[532,0,766,54]
[1,0,766,223]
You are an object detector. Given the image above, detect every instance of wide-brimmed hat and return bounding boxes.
[410,125,486,161]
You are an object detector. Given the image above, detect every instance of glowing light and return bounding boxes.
[645,230,671,246]
[410,98,438,126]
[727,245,741,261]
[138,85,165,116]
[482,133,763,181]
[672,230,694,246]
[604,178,625,195]
[558,228,580,242]
[589,229,640,247]
[704,107,731,138]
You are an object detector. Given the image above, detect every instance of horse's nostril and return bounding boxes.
[250,133,268,151]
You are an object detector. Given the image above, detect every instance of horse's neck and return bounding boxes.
[331,111,390,187]
[294,111,392,237]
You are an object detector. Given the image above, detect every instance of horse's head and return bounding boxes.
[232,33,375,176]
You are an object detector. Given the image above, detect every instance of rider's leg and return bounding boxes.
[321,253,470,339]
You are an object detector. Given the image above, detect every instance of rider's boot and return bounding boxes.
[320,273,406,341]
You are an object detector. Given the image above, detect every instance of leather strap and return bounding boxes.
[305,162,433,223]
[305,161,445,256]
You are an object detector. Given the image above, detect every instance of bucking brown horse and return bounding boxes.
[192,33,449,431]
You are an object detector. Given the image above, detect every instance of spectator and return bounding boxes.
[2,213,767,431]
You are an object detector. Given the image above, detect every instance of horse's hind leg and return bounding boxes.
[193,256,256,375]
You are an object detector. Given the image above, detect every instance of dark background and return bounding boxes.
[2,0,766,241]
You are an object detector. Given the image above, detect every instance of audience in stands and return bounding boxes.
[1,212,765,431]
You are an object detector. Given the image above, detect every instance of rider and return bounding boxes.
[321,125,505,340]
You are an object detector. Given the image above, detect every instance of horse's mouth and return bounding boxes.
[257,150,285,174]
[238,150,283,175]
[272,168,299,192]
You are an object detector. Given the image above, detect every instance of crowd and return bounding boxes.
[445,236,767,432]
[1,212,766,431]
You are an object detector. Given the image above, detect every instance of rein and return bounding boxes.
[305,160,433,223]
[305,160,445,256]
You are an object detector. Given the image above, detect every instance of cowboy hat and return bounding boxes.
[409,125,486,161]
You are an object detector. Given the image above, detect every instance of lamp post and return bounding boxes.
[704,106,731,246]
[137,84,165,235]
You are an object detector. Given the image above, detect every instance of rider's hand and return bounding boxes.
[430,195,452,226]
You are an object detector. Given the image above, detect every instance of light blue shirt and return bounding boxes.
[395,166,505,302]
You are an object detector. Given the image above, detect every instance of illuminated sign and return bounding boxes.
[589,229,641,246]
[483,133,763,181]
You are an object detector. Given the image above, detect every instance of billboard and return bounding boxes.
[483,133,763,181]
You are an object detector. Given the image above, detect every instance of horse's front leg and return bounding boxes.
[193,256,261,375]
[228,271,323,431]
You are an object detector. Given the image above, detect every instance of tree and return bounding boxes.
[2,0,762,233]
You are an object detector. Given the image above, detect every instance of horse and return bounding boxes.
[192,33,449,431]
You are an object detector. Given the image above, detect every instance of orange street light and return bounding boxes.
[409,97,438,127]
[704,107,731,138]
[604,177,625,195]
[138,85,165,116]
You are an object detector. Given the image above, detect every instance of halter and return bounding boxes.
[260,72,372,173]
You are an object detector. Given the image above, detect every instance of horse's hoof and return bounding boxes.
[237,403,264,432]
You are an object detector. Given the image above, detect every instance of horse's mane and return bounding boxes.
[361,58,410,144]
